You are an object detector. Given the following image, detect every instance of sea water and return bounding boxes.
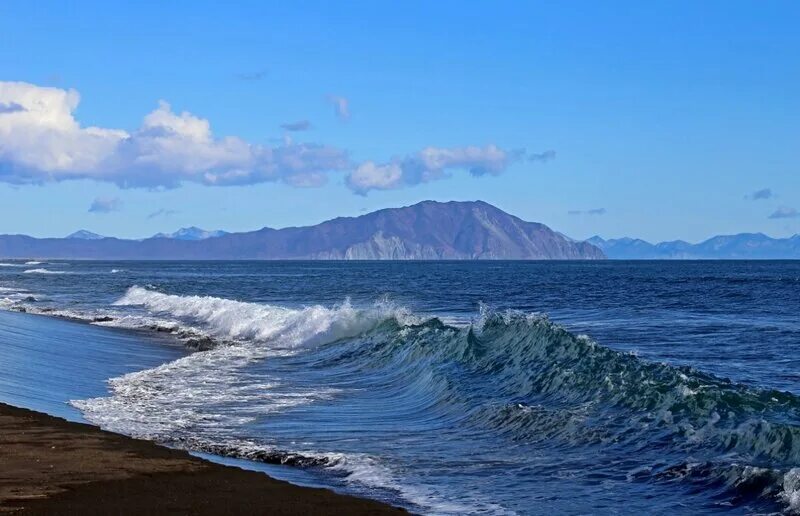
[0,260,799,514]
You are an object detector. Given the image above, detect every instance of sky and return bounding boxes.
[0,0,798,242]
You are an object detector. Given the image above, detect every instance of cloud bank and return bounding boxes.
[0,81,520,194]
[0,81,349,189]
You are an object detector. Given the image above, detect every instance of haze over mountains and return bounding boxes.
[0,201,604,260]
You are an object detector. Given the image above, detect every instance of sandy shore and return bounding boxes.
[0,403,404,515]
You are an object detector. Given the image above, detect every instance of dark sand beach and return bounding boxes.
[0,402,404,515]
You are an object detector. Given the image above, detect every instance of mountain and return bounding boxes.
[152,227,229,241]
[589,233,800,259]
[0,201,605,260]
[66,230,105,240]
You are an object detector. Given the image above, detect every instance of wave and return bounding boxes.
[24,261,44,265]
[113,285,419,346]
[23,268,66,275]
[77,286,421,436]
[73,286,450,510]
[58,287,800,513]
[340,310,800,511]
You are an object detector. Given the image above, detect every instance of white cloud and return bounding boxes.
[0,81,524,195]
[147,208,178,219]
[348,162,404,192]
[280,120,311,131]
[528,150,556,162]
[748,188,773,200]
[568,208,606,216]
[88,196,123,213]
[327,95,350,120]
[769,206,798,219]
[0,81,349,188]
[346,144,514,194]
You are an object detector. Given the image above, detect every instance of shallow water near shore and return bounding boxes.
[1,260,799,514]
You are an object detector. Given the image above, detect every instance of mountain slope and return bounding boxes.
[0,201,605,260]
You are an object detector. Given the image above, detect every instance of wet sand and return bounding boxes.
[0,402,404,515]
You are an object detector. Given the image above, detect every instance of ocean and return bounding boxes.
[0,260,799,514]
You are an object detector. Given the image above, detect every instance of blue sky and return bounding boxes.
[0,0,798,242]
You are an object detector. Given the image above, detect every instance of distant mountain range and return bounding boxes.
[587,234,800,259]
[0,201,604,260]
[151,227,229,241]
[66,227,228,241]
[66,230,106,240]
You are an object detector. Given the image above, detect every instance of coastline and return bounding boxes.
[0,402,404,515]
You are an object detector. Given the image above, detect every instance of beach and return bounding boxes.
[0,402,403,515]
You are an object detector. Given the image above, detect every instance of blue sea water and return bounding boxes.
[1,260,799,514]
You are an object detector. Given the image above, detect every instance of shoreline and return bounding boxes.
[0,402,405,515]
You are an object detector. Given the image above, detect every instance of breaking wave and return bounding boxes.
[63,286,800,513]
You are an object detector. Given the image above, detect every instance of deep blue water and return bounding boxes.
[1,260,799,514]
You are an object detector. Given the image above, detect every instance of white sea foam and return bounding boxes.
[0,263,22,267]
[114,285,416,346]
[24,261,44,265]
[72,286,448,512]
[0,285,35,309]
[72,289,368,471]
[110,269,124,273]
[783,468,800,513]
[23,268,66,275]
[75,286,415,438]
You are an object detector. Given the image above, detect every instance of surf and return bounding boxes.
[60,286,800,513]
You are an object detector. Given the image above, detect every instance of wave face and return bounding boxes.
[3,260,800,514]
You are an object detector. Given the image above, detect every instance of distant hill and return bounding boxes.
[66,230,106,240]
[588,233,800,259]
[0,201,605,260]
[152,227,229,241]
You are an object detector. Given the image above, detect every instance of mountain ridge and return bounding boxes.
[151,227,229,241]
[0,201,605,260]
[66,230,106,240]
[588,233,800,259]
